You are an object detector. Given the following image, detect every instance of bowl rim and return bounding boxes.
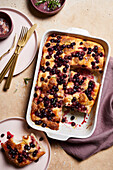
[0,11,13,39]
[30,0,66,15]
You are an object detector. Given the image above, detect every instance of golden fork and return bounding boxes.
[4,26,28,90]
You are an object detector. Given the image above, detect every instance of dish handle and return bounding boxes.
[46,132,69,141]
[66,27,90,36]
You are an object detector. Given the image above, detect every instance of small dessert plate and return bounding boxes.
[0,7,38,77]
[0,117,51,170]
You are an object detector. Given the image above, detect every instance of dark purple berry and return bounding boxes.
[35,120,42,125]
[99,52,103,57]
[46,61,50,66]
[42,123,47,127]
[1,134,5,138]
[80,42,83,45]
[51,33,56,37]
[18,156,23,163]
[33,150,38,157]
[57,35,61,39]
[63,67,67,73]
[39,137,44,141]
[83,47,87,51]
[24,145,30,150]
[71,122,76,126]
[46,55,51,59]
[70,116,75,120]
[40,77,44,81]
[45,43,50,47]
[91,61,95,66]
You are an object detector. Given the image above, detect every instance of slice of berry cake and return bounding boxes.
[1,133,45,167]
[70,38,105,72]
[31,34,73,130]
[64,71,100,114]
[31,93,63,130]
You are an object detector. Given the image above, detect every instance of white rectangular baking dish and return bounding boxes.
[26,28,110,141]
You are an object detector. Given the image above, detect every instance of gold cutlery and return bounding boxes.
[4,26,28,90]
[0,24,37,90]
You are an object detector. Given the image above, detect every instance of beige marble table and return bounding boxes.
[0,0,113,169]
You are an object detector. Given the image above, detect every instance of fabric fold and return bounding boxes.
[60,57,113,161]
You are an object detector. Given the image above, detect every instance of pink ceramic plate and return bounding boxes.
[0,117,51,170]
[0,7,38,77]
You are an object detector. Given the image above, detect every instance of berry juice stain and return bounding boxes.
[7,131,14,139]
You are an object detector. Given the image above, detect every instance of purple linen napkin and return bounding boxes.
[60,57,113,161]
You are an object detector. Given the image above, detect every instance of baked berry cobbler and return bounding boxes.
[30,33,104,130]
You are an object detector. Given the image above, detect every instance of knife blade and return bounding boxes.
[19,23,37,53]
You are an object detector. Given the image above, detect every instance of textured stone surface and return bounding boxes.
[0,0,113,169]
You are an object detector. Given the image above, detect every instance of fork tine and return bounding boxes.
[18,26,24,41]
[19,26,28,42]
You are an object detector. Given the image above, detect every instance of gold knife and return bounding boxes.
[0,24,37,89]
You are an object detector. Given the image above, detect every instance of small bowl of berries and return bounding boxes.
[30,0,66,15]
[0,11,13,40]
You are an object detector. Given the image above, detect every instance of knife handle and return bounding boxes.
[0,53,16,83]
[4,53,18,90]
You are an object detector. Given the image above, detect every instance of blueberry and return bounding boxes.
[80,42,83,45]
[83,47,87,51]
[18,156,23,163]
[71,122,76,126]
[79,56,83,60]
[91,61,95,66]
[42,68,46,73]
[75,52,79,57]
[45,43,50,47]
[92,53,95,57]
[68,56,72,60]
[65,64,69,68]
[50,39,55,43]
[67,45,70,48]
[40,77,44,81]
[7,145,11,149]
[99,52,103,57]
[46,67,51,71]
[35,120,42,125]
[57,35,61,39]
[46,61,50,66]
[71,42,76,46]
[46,55,51,59]
[63,67,67,73]
[30,143,35,148]
[1,134,5,138]
[70,116,75,120]
[51,33,56,37]
[42,123,47,128]
[39,137,44,141]
[72,97,76,102]
[24,145,30,150]
[12,155,15,159]
[89,96,93,101]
